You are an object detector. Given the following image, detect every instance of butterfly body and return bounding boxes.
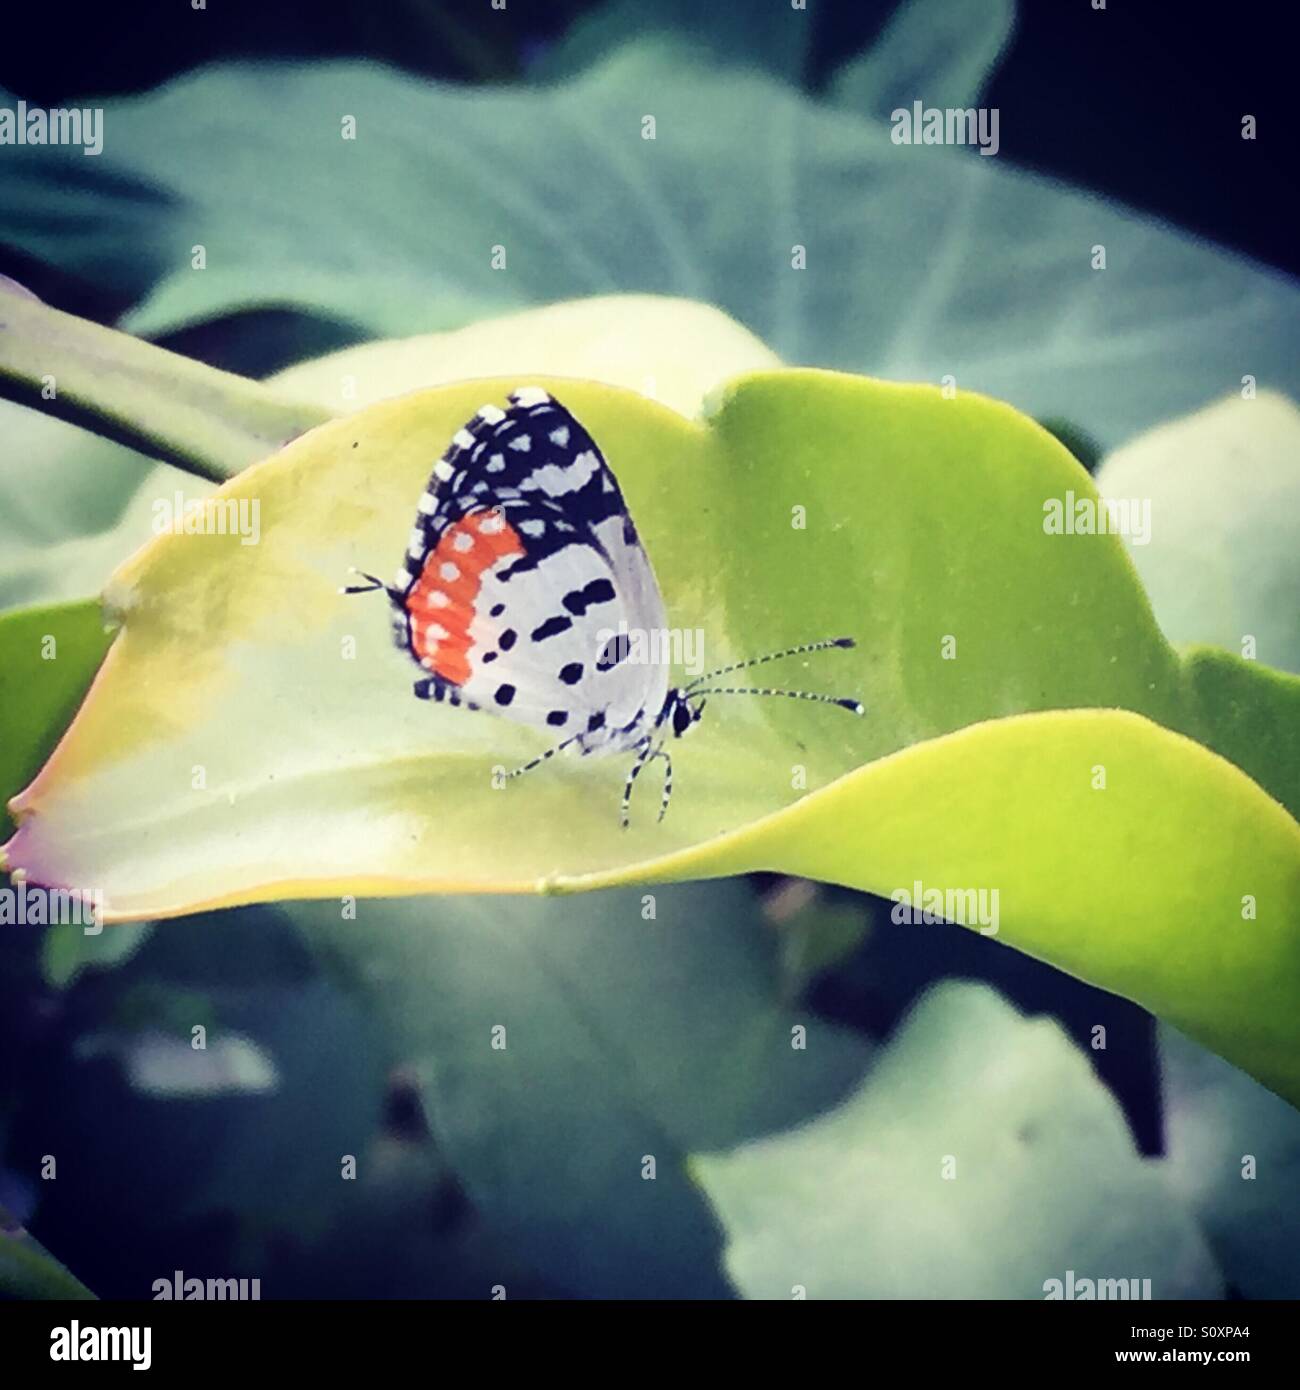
[345,387,861,824]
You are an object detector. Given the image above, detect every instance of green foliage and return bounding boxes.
[1097,392,1300,675]
[0,403,178,610]
[0,600,113,837]
[692,983,1221,1299]
[298,881,871,1297]
[0,290,328,483]
[42,922,153,990]
[2,354,1297,1104]
[3,38,1297,449]
[0,1223,96,1300]
[0,0,1297,1303]
[828,0,1015,116]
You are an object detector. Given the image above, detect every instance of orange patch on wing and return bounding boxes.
[406,512,524,686]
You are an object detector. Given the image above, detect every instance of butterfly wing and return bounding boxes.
[389,388,669,751]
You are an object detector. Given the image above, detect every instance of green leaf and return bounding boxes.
[0,1220,96,1299]
[0,294,766,614]
[0,599,114,838]
[1098,391,1300,674]
[41,921,153,989]
[531,0,815,87]
[691,982,1221,1300]
[0,410,146,590]
[1178,644,1300,824]
[0,400,182,610]
[296,881,871,1298]
[828,0,1017,117]
[4,367,1298,1103]
[0,287,330,482]
[4,48,1296,449]
[673,705,1300,1106]
[268,294,781,418]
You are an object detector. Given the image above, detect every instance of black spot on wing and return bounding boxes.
[597,633,630,671]
[531,615,573,643]
[562,578,616,616]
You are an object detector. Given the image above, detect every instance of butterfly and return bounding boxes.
[344,387,863,826]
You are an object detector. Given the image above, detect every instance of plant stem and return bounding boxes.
[0,285,333,483]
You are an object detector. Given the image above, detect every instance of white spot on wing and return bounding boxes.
[520,449,601,498]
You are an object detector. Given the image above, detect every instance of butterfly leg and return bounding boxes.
[620,739,655,829]
[650,746,674,823]
[508,732,584,780]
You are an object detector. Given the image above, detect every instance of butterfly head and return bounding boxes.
[661,688,706,740]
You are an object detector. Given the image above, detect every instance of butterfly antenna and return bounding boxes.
[340,568,392,596]
[684,637,855,692]
[687,686,865,715]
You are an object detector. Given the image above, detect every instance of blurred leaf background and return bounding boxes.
[1,0,1298,1299]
